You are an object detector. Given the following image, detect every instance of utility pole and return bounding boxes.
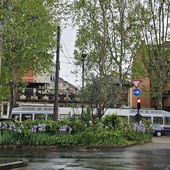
[53,26,60,121]
[81,53,87,114]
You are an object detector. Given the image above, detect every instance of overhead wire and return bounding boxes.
[60,37,77,70]
[59,37,80,82]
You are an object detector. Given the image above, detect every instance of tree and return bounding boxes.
[71,0,141,109]
[133,0,170,109]
[82,75,120,120]
[0,0,59,115]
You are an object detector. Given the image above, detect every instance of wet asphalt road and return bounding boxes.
[1,137,170,170]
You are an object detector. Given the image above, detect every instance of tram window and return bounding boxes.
[60,114,69,119]
[164,117,170,125]
[129,116,136,123]
[153,117,163,124]
[35,114,45,120]
[119,116,128,123]
[142,117,151,124]
[47,115,53,120]
[22,114,32,121]
[11,114,20,121]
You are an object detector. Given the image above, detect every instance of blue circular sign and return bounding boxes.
[133,88,141,97]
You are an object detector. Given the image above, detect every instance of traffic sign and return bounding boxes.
[133,88,141,97]
[132,80,140,88]
[135,113,142,122]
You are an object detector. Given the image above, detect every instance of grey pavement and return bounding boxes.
[1,136,170,170]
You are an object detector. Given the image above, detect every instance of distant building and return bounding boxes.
[0,68,133,118]
[20,70,80,106]
[0,69,80,118]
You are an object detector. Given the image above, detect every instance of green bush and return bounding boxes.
[102,114,121,129]
[45,120,61,135]
[0,116,152,147]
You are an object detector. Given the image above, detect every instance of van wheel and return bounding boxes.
[156,131,162,137]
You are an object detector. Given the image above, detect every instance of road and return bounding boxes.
[1,137,170,170]
[152,136,170,144]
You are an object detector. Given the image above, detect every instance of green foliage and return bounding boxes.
[0,0,59,109]
[65,112,94,133]
[44,120,63,135]
[75,130,127,146]
[132,1,170,109]
[82,76,120,120]
[102,114,121,129]
[0,132,12,145]
[0,116,152,147]
[124,131,152,142]
[72,0,141,109]
[131,44,149,79]
[79,110,93,124]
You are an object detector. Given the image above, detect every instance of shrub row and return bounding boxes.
[0,114,153,147]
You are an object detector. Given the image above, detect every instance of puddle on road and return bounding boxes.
[1,145,170,170]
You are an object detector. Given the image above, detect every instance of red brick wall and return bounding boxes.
[22,70,35,82]
[131,77,151,108]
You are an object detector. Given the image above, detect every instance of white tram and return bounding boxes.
[10,104,170,130]
[11,104,82,121]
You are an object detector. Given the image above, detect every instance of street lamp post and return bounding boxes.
[81,54,87,114]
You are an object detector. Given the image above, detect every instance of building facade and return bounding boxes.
[0,69,80,118]
[131,42,170,111]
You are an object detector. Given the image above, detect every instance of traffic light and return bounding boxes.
[137,98,141,110]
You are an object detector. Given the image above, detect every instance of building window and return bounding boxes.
[25,88,33,95]
[49,96,54,100]
[38,96,43,100]
[50,75,54,81]
[26,96,31,100]
[2,103,8,115]
[60,96,64,101]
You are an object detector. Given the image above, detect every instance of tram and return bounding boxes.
[10,104,170,130]
[11,104,82,121]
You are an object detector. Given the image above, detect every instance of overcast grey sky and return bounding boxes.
[59,26,81,87]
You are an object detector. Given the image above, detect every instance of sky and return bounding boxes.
[58,26,82,88]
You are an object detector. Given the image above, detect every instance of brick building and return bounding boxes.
[131,41,170,111]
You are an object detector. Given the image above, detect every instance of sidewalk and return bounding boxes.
[152,136,170,143]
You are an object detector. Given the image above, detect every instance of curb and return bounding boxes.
[0,158,28,170]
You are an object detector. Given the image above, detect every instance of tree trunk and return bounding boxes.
[8,81,18,117]
[157,89,163,110]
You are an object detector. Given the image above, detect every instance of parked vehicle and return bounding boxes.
[152,124,165,137]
